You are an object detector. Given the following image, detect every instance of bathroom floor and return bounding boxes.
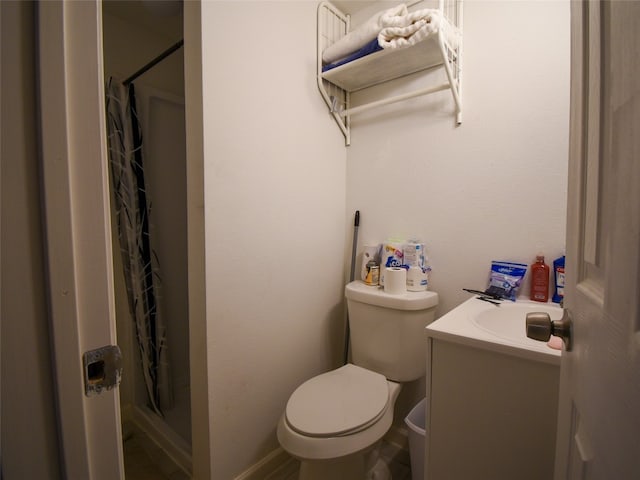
[123,427,411,480]
[267,439,412,480]
[381,440,413,480]
[122,423,190,480]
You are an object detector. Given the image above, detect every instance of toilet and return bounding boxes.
[277,280,438,480]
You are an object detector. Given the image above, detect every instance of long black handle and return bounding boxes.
[345,210,360,364]
[349,211,360,282]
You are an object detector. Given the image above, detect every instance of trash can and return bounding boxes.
[405,398,427,480]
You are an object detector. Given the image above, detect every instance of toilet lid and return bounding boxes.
[285,364,389,437]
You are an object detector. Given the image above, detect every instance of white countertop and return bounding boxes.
[426,296,562,365]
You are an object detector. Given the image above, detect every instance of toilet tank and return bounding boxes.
[345,281,439,382]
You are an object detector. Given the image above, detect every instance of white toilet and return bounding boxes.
[277,280,438,480]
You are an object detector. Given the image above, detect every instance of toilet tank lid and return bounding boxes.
[345,281,438,311]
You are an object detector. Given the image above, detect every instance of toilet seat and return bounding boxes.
[285,364,389,438]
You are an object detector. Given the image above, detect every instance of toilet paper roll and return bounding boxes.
[384,267,407,294]
[407,266,429,291]
[360,244,380,281]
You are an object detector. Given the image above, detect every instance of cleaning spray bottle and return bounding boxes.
[530,254,550,302]
[552,255,566,304]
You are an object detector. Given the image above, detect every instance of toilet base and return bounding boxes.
[297,441,391,480]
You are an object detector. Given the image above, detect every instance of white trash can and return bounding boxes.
[404,398,427,480]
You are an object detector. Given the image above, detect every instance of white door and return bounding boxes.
[38,1,124,478]
[554,1,640,478]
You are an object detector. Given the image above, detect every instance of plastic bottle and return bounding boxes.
[530,254,550,302]
[552,255,566,303]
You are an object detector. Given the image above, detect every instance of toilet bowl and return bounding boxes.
[277,364,402,480]
[277,281,439,480]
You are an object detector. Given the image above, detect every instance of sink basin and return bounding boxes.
[426,297,562,364]
[472,301,563,347]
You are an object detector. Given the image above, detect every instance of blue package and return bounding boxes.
[552,256,565,303]
[486,261,528,301]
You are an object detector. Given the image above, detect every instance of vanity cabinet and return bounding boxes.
[425,338,560,480]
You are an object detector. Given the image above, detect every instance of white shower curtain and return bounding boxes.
[105,78,172,417]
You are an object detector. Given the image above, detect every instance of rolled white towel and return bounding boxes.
[379,8,461,51]
[322,3,408,64]
[380,8,440,29]
[378,9,442,50]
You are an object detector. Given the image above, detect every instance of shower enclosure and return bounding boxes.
[102,1,191,476]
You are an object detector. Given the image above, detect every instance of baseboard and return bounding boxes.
[234,447,298,480]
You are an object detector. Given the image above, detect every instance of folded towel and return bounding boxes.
[322,38,383,72]
[322,3,408,64]
[377,8,442,50]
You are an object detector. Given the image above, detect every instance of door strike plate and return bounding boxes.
[83,345,123,396]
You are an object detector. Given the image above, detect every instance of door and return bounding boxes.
[554,1,640,478]
[38,1,124,478]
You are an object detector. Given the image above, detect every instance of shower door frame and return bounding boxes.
[38,1,211,478]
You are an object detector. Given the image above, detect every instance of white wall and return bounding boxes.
[200,2,347,478]
[196,0,569,476]
[348,0,569,315]
[347,0,570,421]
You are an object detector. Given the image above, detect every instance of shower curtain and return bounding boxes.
[105,77,171,417]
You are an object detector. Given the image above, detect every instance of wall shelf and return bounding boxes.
[317,1,463,145]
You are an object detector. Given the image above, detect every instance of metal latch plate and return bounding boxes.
[83,345,122,396]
